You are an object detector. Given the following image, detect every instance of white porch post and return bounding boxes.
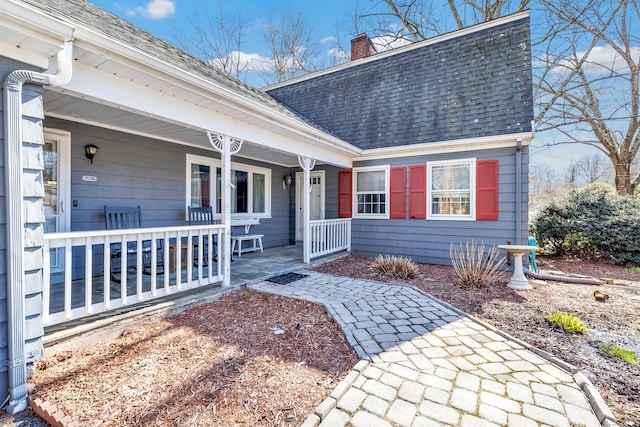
[208,133,243,287]
[298,156,316,263]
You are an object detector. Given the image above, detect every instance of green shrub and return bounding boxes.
[601,343,638,365]
[449,240,506,288]
[372,255,419,280]
[530,189,640,265]
[545,312,588,333]
[624,266,640,274]
[581,182,616,193]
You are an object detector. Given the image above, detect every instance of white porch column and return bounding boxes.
[298,156,316,263]
[208,133,243,287]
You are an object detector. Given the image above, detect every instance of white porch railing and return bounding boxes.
[309,218,351,259]
[43,224,224,326]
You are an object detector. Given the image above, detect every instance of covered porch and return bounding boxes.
[28,32,360,328]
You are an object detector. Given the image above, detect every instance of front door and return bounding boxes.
[43,129,71,271]
[295,171,325,242]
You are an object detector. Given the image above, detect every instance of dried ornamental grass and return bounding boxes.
[449,240,506,287]
[372,255,419,280]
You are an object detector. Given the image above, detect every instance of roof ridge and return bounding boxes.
[264,10,530,90]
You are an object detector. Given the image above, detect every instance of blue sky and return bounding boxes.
[90,0,360,74]
[88,0,610,177]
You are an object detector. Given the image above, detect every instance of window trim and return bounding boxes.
[427,158,476,221]
[352,165,390,219]
[185,154,272,219]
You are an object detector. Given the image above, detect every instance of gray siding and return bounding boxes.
[22,83,46,364]
[44,118,292,249]
[333,146,528,265]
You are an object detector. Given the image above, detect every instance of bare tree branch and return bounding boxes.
[261,12,320,85]
[173,4,248,80]
[535,0,640,194]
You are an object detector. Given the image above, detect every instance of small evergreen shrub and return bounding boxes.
[601,343,638,365]
[545,312,588,333]
[449,240,506,288]
[624,266,640,274]
[530,189,640,265]
[372,255,419,280]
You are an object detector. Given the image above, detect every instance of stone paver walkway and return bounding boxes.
[251,271,617,427]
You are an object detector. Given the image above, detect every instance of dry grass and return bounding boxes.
[372,254,419,280]
[449,240,506,287]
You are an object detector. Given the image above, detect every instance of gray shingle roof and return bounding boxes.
[267,16,533,150]
[18,0,312,129]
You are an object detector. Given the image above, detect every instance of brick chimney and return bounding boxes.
[350,33,376,60]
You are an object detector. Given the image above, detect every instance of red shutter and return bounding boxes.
[476,160,499,220]
[408,165,426,219]
[338,171,352,218]
[390,167,406,219]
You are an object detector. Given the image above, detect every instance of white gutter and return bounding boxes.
[2,40,73,414]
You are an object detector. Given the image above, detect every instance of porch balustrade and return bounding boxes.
[309,218,351,259]
[43,224,224,326]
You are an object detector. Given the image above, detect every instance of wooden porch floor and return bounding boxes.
[44,245,346,343]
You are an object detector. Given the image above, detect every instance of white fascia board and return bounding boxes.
[59,62,353,168]
[71,27,361,158]
[0,1,75,68]
[356,132,533,161]
[265,11,530,90]
[0,40,52,69]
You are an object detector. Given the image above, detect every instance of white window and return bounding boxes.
[186,154,271,218]
[353,166,390,218]
[427,159,475,220]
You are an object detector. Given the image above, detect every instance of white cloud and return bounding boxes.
[127,0,175,20]
[372,34,411,52]
[212,51,274,73]
[582,45,640,73]
[327,47,349,60]
[551,44,640,75]
[319,36,337,45]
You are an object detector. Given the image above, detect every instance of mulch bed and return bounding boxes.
[11,253,640,425]
[31,290,358,426]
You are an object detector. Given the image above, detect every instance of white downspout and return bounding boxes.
[2,40,73,414]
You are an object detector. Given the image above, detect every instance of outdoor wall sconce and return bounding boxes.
[85,144,99,163]
[282,174,293,190]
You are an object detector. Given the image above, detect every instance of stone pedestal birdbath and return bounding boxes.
[498,245,539,290]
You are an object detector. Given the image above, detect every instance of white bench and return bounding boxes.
[231,234,264,257]
[230,218,263,257]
